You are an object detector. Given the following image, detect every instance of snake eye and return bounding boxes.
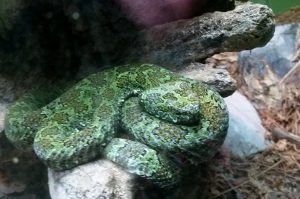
[141,149,147,156]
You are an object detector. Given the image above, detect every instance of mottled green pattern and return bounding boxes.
[104,138,179,187]
[4,64,228,187]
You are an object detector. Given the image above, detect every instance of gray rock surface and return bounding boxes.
[127,3,275,70]
[223,91,270,158]
[0,76,15,133]
[0,2,274,78]
[0,104,6,133]
[179,62,237,97]
[48,160,134,199]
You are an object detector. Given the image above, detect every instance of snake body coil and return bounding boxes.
[5,64,228,187]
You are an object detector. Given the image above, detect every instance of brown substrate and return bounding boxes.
[276,6,300,24]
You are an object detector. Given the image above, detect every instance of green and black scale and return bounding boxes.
[5,64,228,187]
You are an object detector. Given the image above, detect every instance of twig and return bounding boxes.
[280,60,300,85]
[272,127,300,146]
[214,160,284,198]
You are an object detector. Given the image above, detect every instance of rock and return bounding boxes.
[127,3,275,70]
[0,75,15,133]
[0,2,274,78]
[179,62,237,97]
[222,91,270,158]
[0,104,6,133]
[0,102,12,134]
[48,160,135,199]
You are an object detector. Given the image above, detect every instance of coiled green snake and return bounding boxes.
[4,64,228,187]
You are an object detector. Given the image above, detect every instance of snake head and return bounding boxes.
[139,81,201,125]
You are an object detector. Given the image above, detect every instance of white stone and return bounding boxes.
[48,159,135,199]
[223,91,270,158]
